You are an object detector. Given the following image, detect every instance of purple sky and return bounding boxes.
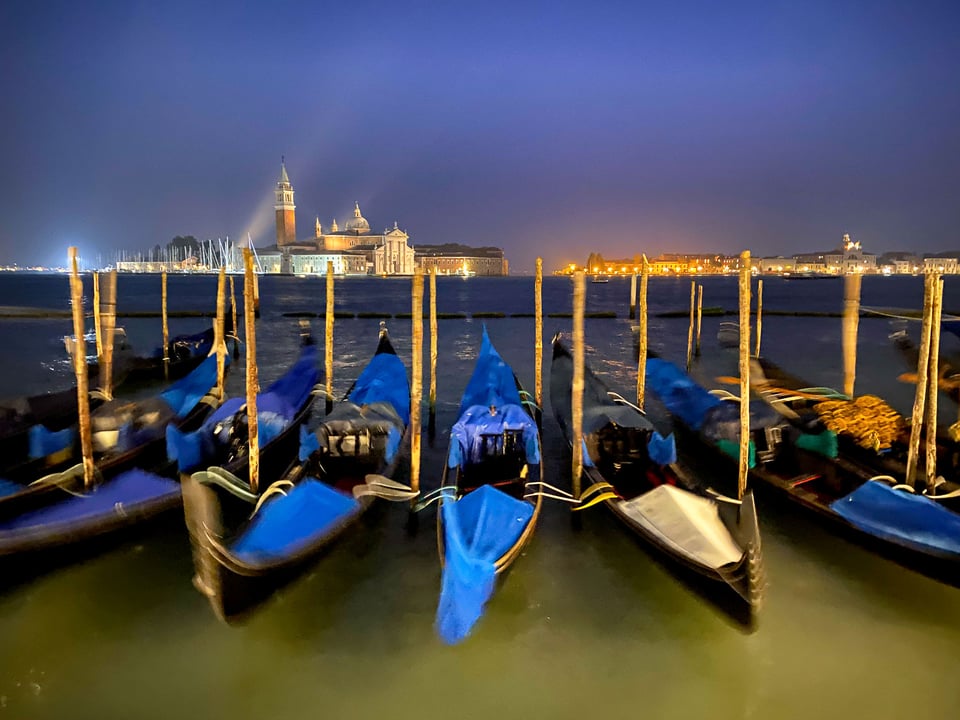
[2,1,958,271]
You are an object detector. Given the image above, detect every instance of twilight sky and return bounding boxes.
[1,1,958,271]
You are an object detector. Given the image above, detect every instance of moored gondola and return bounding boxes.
[435,326,543,644]
[0,349,227,560]
[550,336,764,621]
[645,355,960,585]
[181,325,415,620]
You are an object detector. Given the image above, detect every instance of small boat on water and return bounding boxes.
[550,336,764,620]
[888,325,960,404]
[0,350,227,561]
[181,326,416,620]
[591,275,609,283]
[645,356,960,584]
[435,327,543,644]
[0,326,218,471]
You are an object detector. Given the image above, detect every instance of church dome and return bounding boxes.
[344,202,370,234]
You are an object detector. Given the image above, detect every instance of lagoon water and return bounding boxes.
[0,273,957,720]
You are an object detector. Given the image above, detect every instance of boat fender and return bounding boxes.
[299,424,321,462]
[28,424,75,460]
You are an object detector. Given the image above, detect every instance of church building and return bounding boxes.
[259,160,416,275]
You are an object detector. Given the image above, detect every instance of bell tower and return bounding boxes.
[274,158,296,247]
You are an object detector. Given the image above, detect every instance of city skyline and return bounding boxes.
[2,2,958,272]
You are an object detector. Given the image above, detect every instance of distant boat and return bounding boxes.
[781,272,841,280]
[591,275,609,284]
[717,322,739,348]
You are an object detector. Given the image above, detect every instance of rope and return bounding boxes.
[251,479,295,515]
[607,391,646,415]
[413,485,458,512]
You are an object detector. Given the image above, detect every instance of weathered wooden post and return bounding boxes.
[99,271,117,399]
[738,251,752,500]
[535,257,543,412]
[755,278,763,359]
[428,267,438,437]
[637,255,649,409]
[410,268,424,513]
[93,271,103,361]
[215,265,227,400]
[686,280,696,371]
[325,260,335,415]
[572,270,586,511]
[162,269,170,380]
[629,272,637,320]
[68,248,95,490]
[842,272,862,398]
[906,272,935,488]
[925,275,944,492]
[243,248,260,494]
[695,283,703,357]
[229,275,240,359]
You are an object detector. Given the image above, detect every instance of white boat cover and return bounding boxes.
[618,485,743,569]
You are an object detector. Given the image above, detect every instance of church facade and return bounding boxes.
[259,161,416,275]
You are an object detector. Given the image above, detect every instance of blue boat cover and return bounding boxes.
[648,431,677,465]
[160,352,224,419]
[0,469,180,534]
[458,327,522,417]
[230,478,360,565]
[830,480,960,557]
[29,424,75,460]
[167,343,319,473]
[447,403,540,468]
[347,351,410,425]
[436,484,535,644]
[0,478,23,498]
[645,358,721,431]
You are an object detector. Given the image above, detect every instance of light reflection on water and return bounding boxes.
[0,274,958,719]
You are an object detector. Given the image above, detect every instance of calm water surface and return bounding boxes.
[0,274,957,720]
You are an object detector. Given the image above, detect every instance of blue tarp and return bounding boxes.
[436,484,535,644]
[644,358,722,431]
[830,480,960,557]
[230,478,360,565]
[458,327,522,417]
[347,351,410,425]
[447,403,540,468]
[0,478,23,498]
[28,424,74,460]
[0,469,179,533]
[160,352,224,418]
[167,343,319,473]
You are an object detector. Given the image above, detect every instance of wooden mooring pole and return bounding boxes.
[695,283,703,357]
[906,272,935,488]
[99,271,117,400]
[572,270,586,514]
[410,268,424,511]
[162,269,170,380]
[738,251,752,500]
[755,278,763,359]
[93,272,103,361]
[428,267,438,438]
[535,257,543,412]
[686,280,696,371]
[68,248,95,491]
[637,255,649,409]
[243,248,260,494]
[925,274,944,493]
[215,266,227,400]
[842,272,862,398]
[229,275,239,359]
[325,261,334,415]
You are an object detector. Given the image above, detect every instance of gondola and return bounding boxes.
[645,355,960,584]
[550,336,764,620]
[0,326,221,475]
[748,354,960,503]
[0,349,227,559]
[888,325,960,403]
[435,327,543,644]
[181,326,415,620]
